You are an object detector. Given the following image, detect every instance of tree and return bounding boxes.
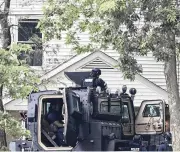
[0,0,40,148]
[38,0,180,150]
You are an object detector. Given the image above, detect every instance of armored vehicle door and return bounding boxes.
[63,88,82,147]
[135,99,165,135]
[30,90,73,151]
[121,99,135,136]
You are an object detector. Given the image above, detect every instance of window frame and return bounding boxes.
[16,16,43,67]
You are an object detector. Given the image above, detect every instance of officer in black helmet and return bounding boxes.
[90,68,107,91]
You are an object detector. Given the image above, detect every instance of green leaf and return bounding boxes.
[0,111,31,139]
[98,0,116,12]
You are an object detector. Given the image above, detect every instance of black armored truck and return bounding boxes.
[9,69,170,151]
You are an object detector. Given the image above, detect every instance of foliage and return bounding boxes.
[0,43,40,99]
[0,111,30,139]
[0,0,40,146]
[38,0,180,80]
[0,42,39,140]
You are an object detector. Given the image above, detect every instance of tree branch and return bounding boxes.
[4,0,10,13]
[0,1,5,8]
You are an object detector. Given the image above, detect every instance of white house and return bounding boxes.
[3,0,178,112]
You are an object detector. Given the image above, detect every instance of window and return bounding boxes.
[122,104,130,123]
[100,101,121,114]
[72,95,80,111]
[100,101,108,113]
[18,19,42,41]
[143,104,160,117]
[46,103,51,113]
[18,19,42,66]
[110,102,121,114]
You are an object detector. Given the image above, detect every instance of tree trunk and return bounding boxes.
[0,0,11,49]
[0,86,4,112]
[0,0,11,148]
[164,47,180,151]
[0,85,7,148]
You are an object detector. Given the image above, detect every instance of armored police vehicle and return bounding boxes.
[9,69,169,151]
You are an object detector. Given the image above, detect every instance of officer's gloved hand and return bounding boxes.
[164,132,172,142]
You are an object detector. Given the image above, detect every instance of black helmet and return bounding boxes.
[91,68,101,77]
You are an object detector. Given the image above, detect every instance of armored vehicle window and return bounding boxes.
[100,101,108,112]
[143,104,160,117]
[122,104,130,123]
[72,95,80,111]
[100,101,121,114]
[110,102,121,114]
[46,102,51,112]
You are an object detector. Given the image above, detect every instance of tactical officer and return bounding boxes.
[47,102,65,146]
[158,119,172,151]
[90,68,107,90]
[129,135,147,151]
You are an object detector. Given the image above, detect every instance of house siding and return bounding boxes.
[9,0,45,10]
